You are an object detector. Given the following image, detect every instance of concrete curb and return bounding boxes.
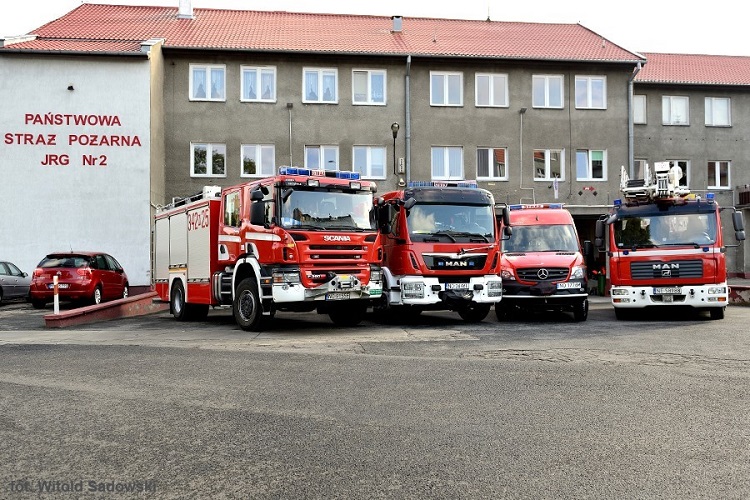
[729,285,750,306]
[44,291,169,328]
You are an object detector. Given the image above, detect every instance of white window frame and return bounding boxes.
[352,69,387,105]
[707,160,731,190]
[241,66,276,102]
[189,64,226,101]
[662,96,689,125]
[191,143,227,177]
[303,68,338,104]
[240,144,275,178]
[631,159,647,179]
[575,75,607,109]
[352,146,387,179]
[576,149,607,181]
[431,146,464,180]
[532,75,564,109]
[430,71,463,107]
[476,147,508,181]
[705,97,731,127]
[475,73,509,107]
[633,95,647,124]
[533,149,565,181]
[305,145,339,171]
[667,159,690,188]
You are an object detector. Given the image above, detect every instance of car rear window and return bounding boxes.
[39,255,91,268]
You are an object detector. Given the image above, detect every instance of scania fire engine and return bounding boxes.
[375,181,507,322]
[154,167,383,331]
[596,162,745,320]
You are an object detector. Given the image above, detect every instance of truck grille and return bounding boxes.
[517,267,569,281]
[422,254,487,271]
[630,260,703,279]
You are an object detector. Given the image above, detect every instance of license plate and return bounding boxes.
[48,283,69,289]
[653,287,681,294]
[445,283,470,290]
[325,292,350,301]
[556,281,580,290]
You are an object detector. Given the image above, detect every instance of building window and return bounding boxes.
[241,144,275,177]
[575,75,606,109]
[633,95,647,124]
[475,73,508,107]
[430,71,463,106]
[303,68,337,103]
[305,145,339,170]
[707,161,730,189]
[352,70,386,105]
[576,149,607,181]
[532,75,563,108]
[477,147,507,180]
[662,96,689,125]
[241,66,276,102]
[431,146,463,180]
[667,160,690,187]
[353,146,386,179]
[632,159,647,179]
[533,149,564,180]
[190,64,225,101]
[191,143,226,177]
[705,97,731,126]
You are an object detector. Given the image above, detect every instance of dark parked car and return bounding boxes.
[0,261,32,303]
[29,252,129,308]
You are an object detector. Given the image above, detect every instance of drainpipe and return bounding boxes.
[518,107,534,203]
[405,55,412,184]
[628,61,642,174]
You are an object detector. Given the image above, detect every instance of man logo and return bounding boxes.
[662,269,671,277]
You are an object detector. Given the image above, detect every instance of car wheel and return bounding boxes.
[573,299,588,322]
[459,303,491,322]
[171,280,188,321]
[233,278,265,331]
[31,299,46,309]
[328,303,367,327]
[122,283,129,299]
[92,285,103,305]
[709,307,725,320]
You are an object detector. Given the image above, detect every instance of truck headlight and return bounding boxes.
[273,271,300,284]
[370,266,382,282]
[402,282,425,299]
[500,269,515,281]
[611,288,629,296]
[707,286,726,294]
[570,266,586,280]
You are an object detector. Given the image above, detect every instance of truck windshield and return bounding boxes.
[614,213,717,248]
[406,203,495,241]
[502,225,579,252]
[280,189,375,230]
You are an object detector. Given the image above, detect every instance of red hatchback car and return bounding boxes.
[29,252,129,308]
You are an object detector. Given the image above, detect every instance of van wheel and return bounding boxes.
[92,285,103,305]
[709,307,725,320]
[573,299,588,322]
[234,278,264,331]
[329,303,367,327]
[171,281,188,321]
[458,303,490,322]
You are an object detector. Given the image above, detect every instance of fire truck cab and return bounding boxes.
[497,203,591,321]
[154,167,383,331]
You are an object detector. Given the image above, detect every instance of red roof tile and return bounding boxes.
[2,38,144,54]
[3,3,643,63]
[637,52,750,86]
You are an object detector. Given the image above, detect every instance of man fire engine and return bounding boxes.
[595,162,745,320]
[375,181,507,322]
[154,167,383,331]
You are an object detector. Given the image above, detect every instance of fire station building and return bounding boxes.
[1,2,749,285]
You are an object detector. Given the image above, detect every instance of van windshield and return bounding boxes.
[503,225,579,252]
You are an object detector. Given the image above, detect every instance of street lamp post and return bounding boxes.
[391,122,399,175]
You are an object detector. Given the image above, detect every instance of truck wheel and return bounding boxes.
[573,299,588,322]
[171,281,188,321]
[458,303,490,322]
[709,307,725,320]
[234,278,264,331]
[328,303,367,327]
[495,303,509,321]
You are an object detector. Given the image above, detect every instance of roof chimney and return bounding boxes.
[177,0,193,19]
[392,16,403,33]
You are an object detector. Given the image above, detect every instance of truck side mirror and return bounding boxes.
[250,189,264,201]
[583,240,594,269]
[377,204,395,234]
[403,197,416,210]
[732,212,745,241]
[501,207,510,228]
[594,220,605,249]
[250,201,265,226]
[503,226,512,238]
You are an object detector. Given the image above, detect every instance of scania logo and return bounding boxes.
[442,260,469,267]
[323,235,351,242]
[537,268,549,279]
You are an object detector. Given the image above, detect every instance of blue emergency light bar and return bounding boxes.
[408,180,478,188]
[278,166,360,180]
[614,199,622,207]
[508,203,563,210]
[706,192,715,202]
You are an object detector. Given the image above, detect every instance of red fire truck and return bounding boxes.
[596,162,745,320]
[153,167,383,331]
[375,181,508,322]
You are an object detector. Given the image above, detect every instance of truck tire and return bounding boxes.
[458,303,490,322]
[709,307,725,320]
[171,281,189,321]
[495,303,509,321]
[234,278,264,331]
[573,299,588,322]
[328,303,367,327]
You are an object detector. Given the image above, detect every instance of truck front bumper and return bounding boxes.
[387,275,503,306]
[610,284,728,309]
